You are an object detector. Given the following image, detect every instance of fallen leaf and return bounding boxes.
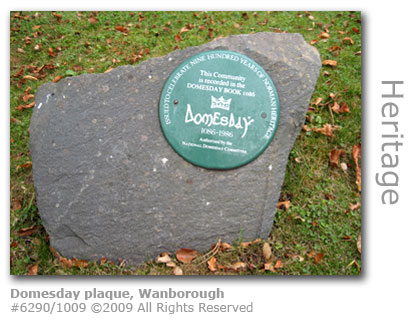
[13,66,25,78]
[32,25,41,30]
[274,260,283,268]
[314,253,324,263]
[312,124,335,137]
[322,60,337,67]
[173,266,183,275]
[53,75,63,83]
[292,255,304,262]
[156,252,172,264]
[115,26,129,34]
[21,161,32,168]
[343,37,354,45]
[17,48,25,54]
[352,27,360,34]
[319,31,330,39]
[208,256,217,272]
[174,34,182,42]
[231,262,246,271]
[264,262,275,272]
[323,71,331,76]
[72,258,88,268]
[262,242,272,261]
[22,75,38,81]
[17,225,38,237]
[88,16,98,24]
[339,102,350,113]
[166,261,177,268]
[233,23,241,29]
[303,125,311,132]
[48,47,56,57]
[355,51,361,56]
[176,248,197,263]
[240,241,251,249]
[100,257,107,265]
[329,92,336,99]
[357,233,361,254]
[352,144,361,191]
[16,101,35,110]
[180,26,190,33]
[60,257,73,268]
[312,97,323,105]
[329,45,341,52]
[310,39,318,45]
[220,242,232,251]
[208,28,214,39]
[10,117,21,124]
[349,202,361,210]
[331,101,341,114]
[341,162,348,174]
[277,200,290,210]
[329,148,346,167]
[53,12,62,22]
[104,67,114,73]
[22,93,35,102]
[13,198,22,210]
[28,263,39,275]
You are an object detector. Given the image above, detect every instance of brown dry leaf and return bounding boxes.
[318,31,330,39]
[13,198,22,211]
[349,202,361,211]
[72,258,88,268]
[274,260,283,268]
[28,263,39,275]
[233,23,241,29]
[231,262,246,271]
[240,241,251,249]
[293,255,304,262]
[277,200,290,210]
[352,27,360,34]
[53,12,62,22]
[329,148,346,167]
[352,144,362,191]
[343,37,354,45]
[312,97,323,105]
[22,75,38,81]
[312,124,335,137]
[100,257,107,265]
[53,75,63,83]
[220,242,232,250]
[22,93,35,102]
[207,256,217,272]
[48,47,56,57]
[180,26,190,33]
[174,34,182,43]
[88,16,98,24]
[176,248,197,263]
[13,66,25,78]
[262,242,272,261]
[331,101,341,114]
[166,261,177,268]
[355,51,361,56]
[10,117,21,124]
[264,262,275,272]
[60,257,73,268]
[16,102,35,110]
[340,162,348,174]
[303,125,311,132]
[310,39,318,45]
[323,60,337,67]
[115,26,129,34]
[17,48,25,54]
[314,253,324,263]
[104,67,114,73]
[156,252,172,264]
[17,225,38,237]
[357,233,361,254]
[329,92,336,99]
[329,45,341,52]
[21,161,32,168]
[173,266,183,275]
[339,102,350,113]
[208,28,214,39]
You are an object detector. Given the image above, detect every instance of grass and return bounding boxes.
[10,11,361,275]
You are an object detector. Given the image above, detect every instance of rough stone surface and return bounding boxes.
[30,32,321,266]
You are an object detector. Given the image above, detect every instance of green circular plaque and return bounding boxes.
[159,50,279,169]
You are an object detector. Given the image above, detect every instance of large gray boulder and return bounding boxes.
[30,32,321,266]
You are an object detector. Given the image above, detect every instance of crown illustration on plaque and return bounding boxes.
[210,96,232,111]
